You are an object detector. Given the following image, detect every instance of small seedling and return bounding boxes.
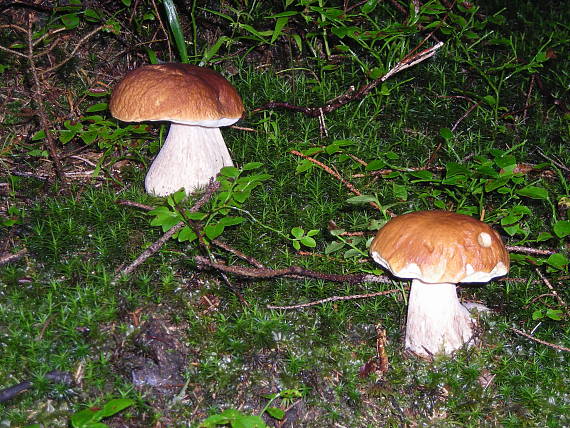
[199,388,304,427]
[70,399,135,428]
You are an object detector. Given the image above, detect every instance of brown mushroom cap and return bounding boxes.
[109,63,244,127]
[370,210,509,284]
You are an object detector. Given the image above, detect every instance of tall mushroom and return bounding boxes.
[109,63,244,196]
[369,210,509,357]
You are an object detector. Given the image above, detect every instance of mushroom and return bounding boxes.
[109,63,244,196]
[369,210,509,357]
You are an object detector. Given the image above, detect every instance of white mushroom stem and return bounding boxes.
[145,123,233,196]
[405,279,475,357]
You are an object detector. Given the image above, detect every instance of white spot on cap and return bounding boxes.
[478,232,492,248]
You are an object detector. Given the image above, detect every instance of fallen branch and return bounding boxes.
[506,245,557,256]
[510,327,570,353]
[26,16,67,186]
[0,248,27,267]
[267,288,404,310]
[256,41,444,117]
[534,267,567,310]
[195,255,392,284]
[290,150,381,211]
[117,199,266,269]
[113,181,220,280]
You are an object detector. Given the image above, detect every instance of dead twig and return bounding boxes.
[267,288,404,310]
[0,248,28,267]
[451,100,481,132]
[522,74,535,122]
[39,25,106,75]
[256,41,444,118]
[534,267,567,310]
[510,327,570,353]
[212,240,265,269]
[116,199,265,269]
[506,245,557,256]
[195,255,392,285]
[113,181,220,281]
[25,16,67,186]
[290,150,381,211]
[117,200,155,211]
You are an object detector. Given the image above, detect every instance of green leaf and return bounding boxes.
[31,129,46,140]
[61,13,80,29]
[546,309,563,321]
[409,170,434,181]
[218,216,245,227]
[296,159,314,173]
[205,223,224,240]
[177,226,197,242]
[446,162,470,177]
[266,11,298,18]
[80,130,98,145]
[71,408,97,426]
[84,8,101,22]
[553,220,570,238]
[392,183,408,201]
[346,195,377,204]
[329,229,345,237]
[98,399,135,418]
[232,415,268,428]
[343,248,362,258]
[202,36,230,63]
[536,232,553,242]
[365,159,386,171]
[439,127,453,140]
[266,406,285,420]
[162,0,188,63]
[300,236,316,248]
[482,95,497,106]
[325,240,345,255]
[59,129,77,144]
[517,186,549,200]
[545,253,569,269]
[361,0,377,14]
[290,227,304,239]
[219,166,240,178]
[86,102,108,112]
[232,190,251,204]
[532,309,543,320]
[242,162,263,171]
[271,16,289,43]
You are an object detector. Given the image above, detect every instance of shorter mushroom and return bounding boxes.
[369,210,509,357]
[109,63,244,196]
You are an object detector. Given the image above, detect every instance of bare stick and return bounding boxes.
[256,42,444,117]
[39,25,106,75]
[117,200,155,211]
[523,74,535,122]
[116,199,265,269]
[0,248,27,267]
[510,327,570,353]
[212,240,265,269]
[506,245,556,256]
[267,288,405,310]
[114,181,220,280]
[195,255,392,284]
[451,100,480,132]
[534,267,567,309]
[535,147,570,173]
[26,16,67,186]
[290,150,381,211]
